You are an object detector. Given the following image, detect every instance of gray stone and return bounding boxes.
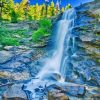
[17,46,30,50]
[4,46,14,51]
[0,71,30,81]
[0,51,13,64]
[2,84,27,100]
[48,83,86,97]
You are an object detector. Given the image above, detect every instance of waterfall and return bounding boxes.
[60,9,77,80]
[23,8,77,99]
[37,8,77,80]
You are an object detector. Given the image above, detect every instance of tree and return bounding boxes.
[41,4,45,18]
[0,0,72,21]
[65,4,72,10]
[61,7,65,12]
[0,0,8,20]
[45,0,49,17]
[6,0,18,23]
[0,0,3,20]
[24,0,30,20]
[18,0,29,20]
[56,0,60,14]
[50,1,55,16]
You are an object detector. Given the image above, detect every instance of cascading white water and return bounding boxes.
[60,9,77,80]
[37,8,77,80]
[24,8,77,99]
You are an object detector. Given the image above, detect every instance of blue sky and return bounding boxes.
[14,0,93,7]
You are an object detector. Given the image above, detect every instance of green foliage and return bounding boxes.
[1,0,72,21]
[65,4,72,10]
[0,28,28,46]
[97,59,100,63]
[10,10,18,23]
[0,36,19,46]
[39,18,52,28]
[32,28,50,43]
[32,18,52,43]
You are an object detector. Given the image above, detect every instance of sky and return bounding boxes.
[14,0,94,7]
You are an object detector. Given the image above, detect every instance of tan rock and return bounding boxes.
[48,91,69,100]
[0,71,30,81]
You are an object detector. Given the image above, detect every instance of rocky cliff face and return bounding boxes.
[74,0,100,86]
[62,1,100,99]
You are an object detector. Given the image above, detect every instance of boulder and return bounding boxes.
[0,71,30,81]
[0,51,13,64]
[64,85,86,96]
[48,91,69,100]
[4,46,16,51]
[48,83,86,97]
[2,84,27,100]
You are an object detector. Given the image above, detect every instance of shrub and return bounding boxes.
[0,27,28,46]
[32,28,50,43]
[97,59,100,63]
[39,18,52,28]
[0,36,19,46]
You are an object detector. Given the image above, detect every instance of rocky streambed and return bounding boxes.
[0,1,100,100]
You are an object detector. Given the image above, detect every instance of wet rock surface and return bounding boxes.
[23,79,86,100]
[0,46,48,99]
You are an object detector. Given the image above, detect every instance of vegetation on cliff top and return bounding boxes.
[0,0,72,46]
[0,0,72,22]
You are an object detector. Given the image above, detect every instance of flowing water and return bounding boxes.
[24,8,77,99]
[37,8,77,80]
